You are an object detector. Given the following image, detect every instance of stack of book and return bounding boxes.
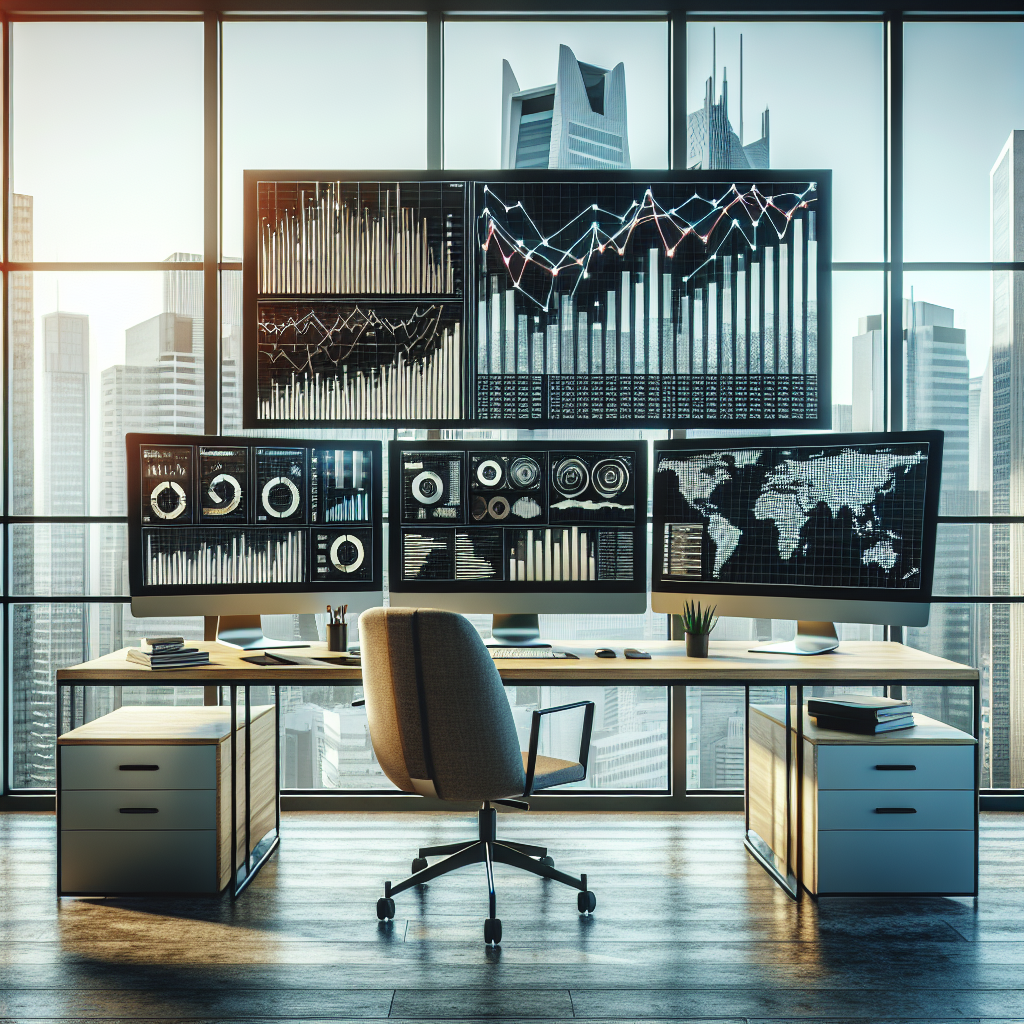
[808,694,916,734]
[126,636,211,670]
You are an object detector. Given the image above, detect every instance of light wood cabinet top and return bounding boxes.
[752,705,977,745]
[58,705,275,745]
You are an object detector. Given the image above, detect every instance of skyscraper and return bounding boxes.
[851,314,885,431]
[902,299,972,732]
[16,310,91,786]
[990,130,1024,786]
[501,44,629,169]
[687,33,769,170]
[10,195,37,785]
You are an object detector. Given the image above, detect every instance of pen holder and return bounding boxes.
[327,623,348,653]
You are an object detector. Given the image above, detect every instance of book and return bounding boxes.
[126,648,210,669]
[807,694,913,722]
[143,636,184,648]
[811,712,916,734]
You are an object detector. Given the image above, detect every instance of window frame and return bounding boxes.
[2,3,1023,805]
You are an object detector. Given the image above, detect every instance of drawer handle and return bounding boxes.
[874,807,917,814]
[118,764,159,771]
[875,764,916,771]
[119,807,158,814]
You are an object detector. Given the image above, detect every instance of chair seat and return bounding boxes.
[523,752,586,791]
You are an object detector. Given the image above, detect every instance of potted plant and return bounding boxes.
[680,600,718,658]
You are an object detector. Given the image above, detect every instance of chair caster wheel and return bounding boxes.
[376,896,395,920]
[484,917,502,945]
[540,855,555,867]
[412,857,428,873]
[577,890,596,914]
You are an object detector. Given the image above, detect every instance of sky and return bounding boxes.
[10,17,1023,508]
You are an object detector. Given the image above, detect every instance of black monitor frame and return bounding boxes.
[244,168,832,430]
[651,429,944,607]
[126,432,383,612]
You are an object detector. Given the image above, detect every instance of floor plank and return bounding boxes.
[0,811,1021,1020]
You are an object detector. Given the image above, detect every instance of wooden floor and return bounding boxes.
[1,810,1022,1021]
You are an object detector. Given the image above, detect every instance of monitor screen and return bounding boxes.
[388,440,647,614]
[244,169,831,430]
[651,431,943,618]
[126,432,383,616]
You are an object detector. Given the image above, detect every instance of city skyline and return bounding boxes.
[8,21,1024,791]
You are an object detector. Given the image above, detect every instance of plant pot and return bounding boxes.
[685,632,710,658]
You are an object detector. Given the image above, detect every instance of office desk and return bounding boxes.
[58,639,977,898]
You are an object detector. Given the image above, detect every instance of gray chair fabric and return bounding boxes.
[359,607,584,801]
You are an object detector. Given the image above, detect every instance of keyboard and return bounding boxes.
[488,647,558,659]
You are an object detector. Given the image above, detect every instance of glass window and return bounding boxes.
[222,22,428,258]
[444,20,668,170]
[904,23,1024,262]
[11,22,203,262]
[11,603,204,789]
[905,602,1008,787]
[15,271,204,518]
[901,271,1006,515]
[687,22,884,262]
[278,682,668,792]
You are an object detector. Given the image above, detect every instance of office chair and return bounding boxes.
[358,606,597,945]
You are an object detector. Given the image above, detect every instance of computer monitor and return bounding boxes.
[651,430,943,654]
[126,432,383,648]
[388,440,648,644]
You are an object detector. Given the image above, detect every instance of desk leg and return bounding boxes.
[230,685,281,899]
[743,684,800,900]
[275,685,281,837]
[245,685,252,878]
[230,685,238,895]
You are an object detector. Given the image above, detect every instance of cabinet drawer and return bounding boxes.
[816,830,975,894]
[61,744,216,791]
[60,830,218,894]
[817,789,974,831]
[816,744,973,791]
[60,789,217,831]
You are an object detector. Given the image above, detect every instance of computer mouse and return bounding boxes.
[624,648,651,660]
[594,648,617,658]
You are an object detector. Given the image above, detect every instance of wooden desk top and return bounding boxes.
[752,705,977,745]
[57,639,978,685]
[57,704,275,745]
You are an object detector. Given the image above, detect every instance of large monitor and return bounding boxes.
[388,439,647,643]
[126,432,383,646]
[651,430,943,654]
[244,169,831,430]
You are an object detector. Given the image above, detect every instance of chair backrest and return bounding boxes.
[358,607,526,802]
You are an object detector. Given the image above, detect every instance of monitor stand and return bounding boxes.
[750,621,839,656]
[486,613,551,648]
[210,614,311,651]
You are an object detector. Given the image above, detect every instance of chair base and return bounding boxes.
[377,802,596,944]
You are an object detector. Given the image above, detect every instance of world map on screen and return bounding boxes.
[655,443,932,590]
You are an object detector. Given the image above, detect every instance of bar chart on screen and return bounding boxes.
[245,171,830,428]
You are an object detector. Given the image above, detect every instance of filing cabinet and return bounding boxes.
[749,707,978,896]
[57,705,275,895]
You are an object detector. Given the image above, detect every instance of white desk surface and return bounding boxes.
[56,639,978,685]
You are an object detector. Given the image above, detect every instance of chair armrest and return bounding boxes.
[523,700,595,797]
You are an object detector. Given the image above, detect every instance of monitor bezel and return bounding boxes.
[243,167,833,430]
[651,429,944,606]
[126,431,384,604]
[388,438,648,599]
